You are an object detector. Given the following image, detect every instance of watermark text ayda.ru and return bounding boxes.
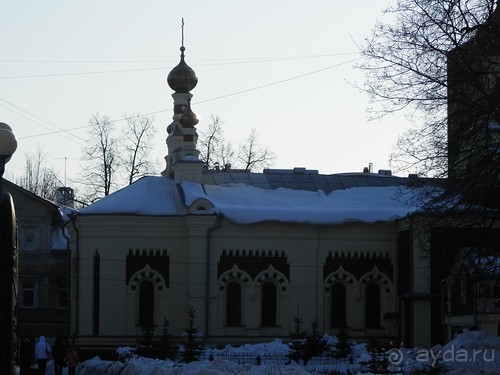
[387,344,495,367]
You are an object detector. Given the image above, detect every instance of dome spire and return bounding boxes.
[167,18,198,93]
[180,18,185,59]
[162,19,203,182]
[181,18,185,48]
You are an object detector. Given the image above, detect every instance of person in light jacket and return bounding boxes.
[35,336,51,375]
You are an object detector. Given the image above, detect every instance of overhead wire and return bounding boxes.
[0,52,361,80]
[0,97,86,145]
[17,56,363,140]
[0,52,359,65]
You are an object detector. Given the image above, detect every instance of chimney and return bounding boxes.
[55,187,75,208]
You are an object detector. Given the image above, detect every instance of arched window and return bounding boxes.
[226,281,241,326]
[261,281,277,326]
[365,283,381,328]
[331,283,347,328]
[138,281,154,328]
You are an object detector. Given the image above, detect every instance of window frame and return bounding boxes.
[19,224,40,252]
[20,278,38,308]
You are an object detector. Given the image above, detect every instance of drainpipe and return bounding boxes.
[61,221,71,339]
[69,215,80,344]
[315,227,320,324]
[204,214,222,344]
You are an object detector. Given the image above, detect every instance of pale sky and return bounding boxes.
[1,1,410,190]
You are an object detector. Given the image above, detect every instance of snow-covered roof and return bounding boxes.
[183,181,416,224]
[201,168,408,192]
[79,174,421,225]
[80,177,186,216]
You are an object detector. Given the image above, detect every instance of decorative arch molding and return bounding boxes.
[187,197,214,213]
[126,248,169,287]
[128,264,167,292]
[324,265,357,292]
[359,266,392,292]
[323,251,393,281]
[255,265,290,292]
[218,264,252,291]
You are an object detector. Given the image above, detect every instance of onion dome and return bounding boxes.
[167,46,198,92]
[179,97,199,127]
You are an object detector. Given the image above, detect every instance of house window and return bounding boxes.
[331,283,347,328]
[20,225,39,251]
[226,282,242,326]
[261,281,277,326]
[58,287,68,309]
[365,283,381,328]
[460,272,467,305]
[138,281,154,328]
[494,286,500,309]
[20,279,37,308]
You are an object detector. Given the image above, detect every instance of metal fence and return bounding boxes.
[198,353,351,369]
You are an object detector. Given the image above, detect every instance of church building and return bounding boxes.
[68,37,499,354]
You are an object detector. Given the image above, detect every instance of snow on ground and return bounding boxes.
[69,330,500,374]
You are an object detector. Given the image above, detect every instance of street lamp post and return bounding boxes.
[0,122,18,375]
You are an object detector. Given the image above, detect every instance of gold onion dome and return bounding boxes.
[179,98,199,127]
[167,46,198,92]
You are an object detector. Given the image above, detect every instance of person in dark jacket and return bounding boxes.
[19,338,32,375]
[66,346,78,375]
[51,337,65,375]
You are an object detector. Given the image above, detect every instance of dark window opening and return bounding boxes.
[261,281,277,326]
[365,283,381,328]
[139,281,154,328]
[331,283,347,328]
[58,288,68,309]
[21,279,36,308]
[226,282,242,326]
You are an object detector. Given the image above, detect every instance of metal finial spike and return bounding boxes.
[181,18,185,47]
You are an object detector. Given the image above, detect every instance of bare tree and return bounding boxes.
[81,113,118,201]
[359,0,497,179]
[359,0,500,210]
[198,115,235,170]
[193,115,276,172]
[121,112,158,185]
[359,0,500,332]
[16,146,60,201]
[218,141,235,170]
[198,114,222,168]
[237,128,275,172]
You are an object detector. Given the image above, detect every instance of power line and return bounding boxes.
[0,66,168,80]
[18,125,93,140]
[17,57,362,140]
[195,58,362,105]
[0,53,361,80]
[0,97,86,145]
[0,52,359,65]
[316,114,401,168]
